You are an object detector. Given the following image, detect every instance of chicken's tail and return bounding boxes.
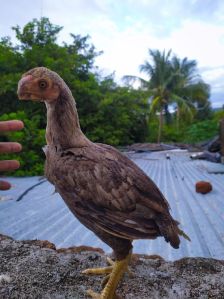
[156,215,190,249]
[177,227,191,242]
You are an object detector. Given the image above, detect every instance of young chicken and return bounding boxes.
[18,67,189,299]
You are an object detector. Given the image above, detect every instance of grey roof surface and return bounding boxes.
[0,150,224,261]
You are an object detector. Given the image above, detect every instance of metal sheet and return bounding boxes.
[0,150,223,260]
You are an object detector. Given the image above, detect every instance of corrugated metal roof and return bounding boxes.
[0,150,224,261]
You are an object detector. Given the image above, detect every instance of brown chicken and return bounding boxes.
[18,67,189,299]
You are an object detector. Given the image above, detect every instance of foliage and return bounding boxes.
[184,120,218,143]
[0,18,149,176]
[183,110,224,143]
[167,109,224,144]
[123,49,211,143]
[12,18,62,49]
[146,109,224,144]
[89,86,148,145]
[147,116,160,142]
[212,109,224,122]
[0,17,221,177]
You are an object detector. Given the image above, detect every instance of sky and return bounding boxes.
[1,0,224,108]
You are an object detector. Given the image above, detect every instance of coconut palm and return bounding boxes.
[170,56,210,130]
[124,49,175,143]
[123,49,210,143]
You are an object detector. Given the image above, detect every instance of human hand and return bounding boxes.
[0,120,24,190]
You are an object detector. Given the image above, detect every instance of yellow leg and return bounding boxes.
[82,253,132,299]
[106,257,134,278]
[82,266,113,275]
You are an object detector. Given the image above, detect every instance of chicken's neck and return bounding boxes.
[45,92,91,149]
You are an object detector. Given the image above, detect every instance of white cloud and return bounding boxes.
[162,20,224,67]
[92,18,224,107]
[0,0,224,106]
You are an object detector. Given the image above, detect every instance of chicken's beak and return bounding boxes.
[17,75,41,101]
[17,75,32,100]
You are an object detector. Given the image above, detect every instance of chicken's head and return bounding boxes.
[17,67,65,102]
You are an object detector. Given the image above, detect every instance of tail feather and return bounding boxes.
[156,215,190,249]
[177,228,191,242]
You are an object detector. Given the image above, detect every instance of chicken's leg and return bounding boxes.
[82,252,131,299]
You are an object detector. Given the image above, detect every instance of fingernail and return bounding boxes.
[14,143,22,152]
[13,120,24,129]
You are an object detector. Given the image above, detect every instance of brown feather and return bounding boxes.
[18,67,190,259]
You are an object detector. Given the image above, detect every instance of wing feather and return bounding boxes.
[45,143,180,246]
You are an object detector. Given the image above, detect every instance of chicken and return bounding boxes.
[17,67,189,299]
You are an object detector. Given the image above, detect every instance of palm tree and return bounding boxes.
[123,49,210,143]
[170,56,210,130]
[124,49,175,143]
[141,49,175,143]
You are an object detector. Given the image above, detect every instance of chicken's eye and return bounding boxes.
[38,80,48,89]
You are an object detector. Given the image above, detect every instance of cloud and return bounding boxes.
[0,0,224,107]
[0,0,44,38]
[200,66,224,106]
[93,17,224,108]
[201,66,224,84]
[163,20,224,67]
[210,91,224,108]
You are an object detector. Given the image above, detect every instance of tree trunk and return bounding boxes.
[176,106,180,132]
[157,108,163,143]
[220,118,224,164]
[164,103,171,124]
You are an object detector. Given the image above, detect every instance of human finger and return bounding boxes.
[0,142,22,154]
[0,160,20,172]
[0,120,24,132]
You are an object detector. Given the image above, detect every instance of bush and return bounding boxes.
[183,119,218,143]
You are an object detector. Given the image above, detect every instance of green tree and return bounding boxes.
[123,49,210,143]
[90,83,149,145]
[0,18,102,128]
[170,56,210,129]
[0,17,151,176]
[140,49,174,143]
[12,17,62,49]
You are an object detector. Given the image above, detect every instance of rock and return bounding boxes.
[0,275,11,284]
[1,234,224,298]
[195,181,213,194]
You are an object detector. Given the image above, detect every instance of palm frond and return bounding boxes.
[149,96,161,113]
[122,75,149,89]
[170,93,195,119]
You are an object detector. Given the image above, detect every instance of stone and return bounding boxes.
[1,234,224,298]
